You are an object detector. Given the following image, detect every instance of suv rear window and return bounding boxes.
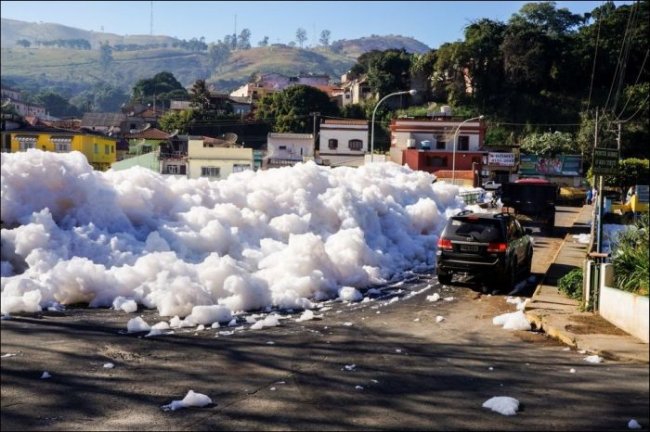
[444,218,504,242]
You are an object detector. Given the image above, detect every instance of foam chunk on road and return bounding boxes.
[492,311,531,331]
[161,390,212,411]
[482,396,519,416]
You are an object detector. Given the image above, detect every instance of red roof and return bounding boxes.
[124,128,170,140]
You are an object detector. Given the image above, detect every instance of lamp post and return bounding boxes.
[451,115,484,184]
[370,89,417,162]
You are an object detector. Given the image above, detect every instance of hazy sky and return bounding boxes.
[0,1,626,49]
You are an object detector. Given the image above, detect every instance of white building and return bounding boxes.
[187,136,253,179]
[318,119,368,167]
[264,133,314,169]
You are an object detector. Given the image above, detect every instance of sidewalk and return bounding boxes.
[524,204,649,363]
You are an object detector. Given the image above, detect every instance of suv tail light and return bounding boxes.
[487,242,507,253]
[437,238,453,250]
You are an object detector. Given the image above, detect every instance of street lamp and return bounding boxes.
[451,115,484,184]
[370,89,417,162]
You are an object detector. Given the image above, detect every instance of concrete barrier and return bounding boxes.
[599,263,649,343]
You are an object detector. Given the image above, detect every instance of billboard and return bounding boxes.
[488,152,516,167]
[519,155,582,176]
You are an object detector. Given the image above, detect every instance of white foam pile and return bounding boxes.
[482,396,519,416]
[161,390,212,411]
[1,150,468,318]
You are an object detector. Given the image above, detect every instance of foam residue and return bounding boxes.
[2,151,468,318]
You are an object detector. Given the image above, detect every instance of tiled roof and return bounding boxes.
[123,128,170,140]
[268,133,313,140]
[322,119,368,126]
[81,112,126,127]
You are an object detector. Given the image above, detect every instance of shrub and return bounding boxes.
[558,268,583,300]
[611,213,649,296]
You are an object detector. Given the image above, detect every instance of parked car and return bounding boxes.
[436,210,534,291]
[482,180,502,191]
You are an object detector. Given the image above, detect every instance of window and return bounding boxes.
[130,123,137,130]
[201,166,220,177]
[278,145,287,150]
[426,156,447,167]
[16,136,37,151]
[166,165,179,174]
[457,136,469,151]
[436,136,446,150]
[328,139,338,150]
[94,144,99,154]
[348,139,363,151]
[105,144,110,154]
[50,137,72,152]
[232,164,251,173]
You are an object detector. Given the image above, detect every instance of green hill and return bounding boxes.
[1,18,430,96]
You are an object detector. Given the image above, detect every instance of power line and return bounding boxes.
[586,4,603,111]
[604,1,637,112]
[618,93,649,123]
[615,48,649,120]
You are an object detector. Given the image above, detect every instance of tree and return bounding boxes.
[319,30,331,47]
[99,42,113,69]
[159,109,196,134]
[131,71,187,108]
[366,49,413,96]
[295,28,307,48]
[34,91,80,117]
[208,41,231,71]
[255,85,339,133]
[189,79,212,112]
[237,29,252,50]
[16,39,30,48]
[510,1,584,37]
[520,131,574,156]
[258,36,269,47]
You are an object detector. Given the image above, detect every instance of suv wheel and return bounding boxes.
[438,273,452,285]
[502,259,517,291]
[523,249,532,276]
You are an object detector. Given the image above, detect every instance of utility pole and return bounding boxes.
[150,1,154,36]
[310,112,320,153]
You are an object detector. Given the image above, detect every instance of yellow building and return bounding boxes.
[10,127,117,171]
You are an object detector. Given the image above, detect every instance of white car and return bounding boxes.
[482,181,502,191]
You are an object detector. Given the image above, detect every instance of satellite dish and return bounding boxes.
[223,132,238,144]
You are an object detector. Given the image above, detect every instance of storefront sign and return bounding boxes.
[488,152,515,167]
[592,148,619,175]
[519,155,583,176]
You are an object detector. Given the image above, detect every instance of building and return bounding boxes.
[1,85,52,120]
[81,112,128,135]
[390,113,486,184]
[263,133,314,169]
[318,119,368,167]
[10,126,117,171]
[187,136,253,179]
[230,73,331,100]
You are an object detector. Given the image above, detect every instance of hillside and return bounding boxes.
[0,18,177,49]
[1,18,430,96]
[331,35,430,58]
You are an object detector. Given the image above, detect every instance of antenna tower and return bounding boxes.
[150,1,154,36]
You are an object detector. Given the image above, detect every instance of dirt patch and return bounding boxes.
[565,314,629,336]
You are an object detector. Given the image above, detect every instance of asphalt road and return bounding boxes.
[2,206,648,431]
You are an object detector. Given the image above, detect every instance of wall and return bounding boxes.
[187,141,253,179]
[599,263,649,343]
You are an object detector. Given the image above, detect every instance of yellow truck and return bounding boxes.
[608,185,649,217]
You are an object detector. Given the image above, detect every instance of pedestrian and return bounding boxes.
[586,188,593,205]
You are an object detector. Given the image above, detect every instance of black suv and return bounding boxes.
[436,210,533,291]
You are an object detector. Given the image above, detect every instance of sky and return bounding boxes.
[0,1,629,49]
